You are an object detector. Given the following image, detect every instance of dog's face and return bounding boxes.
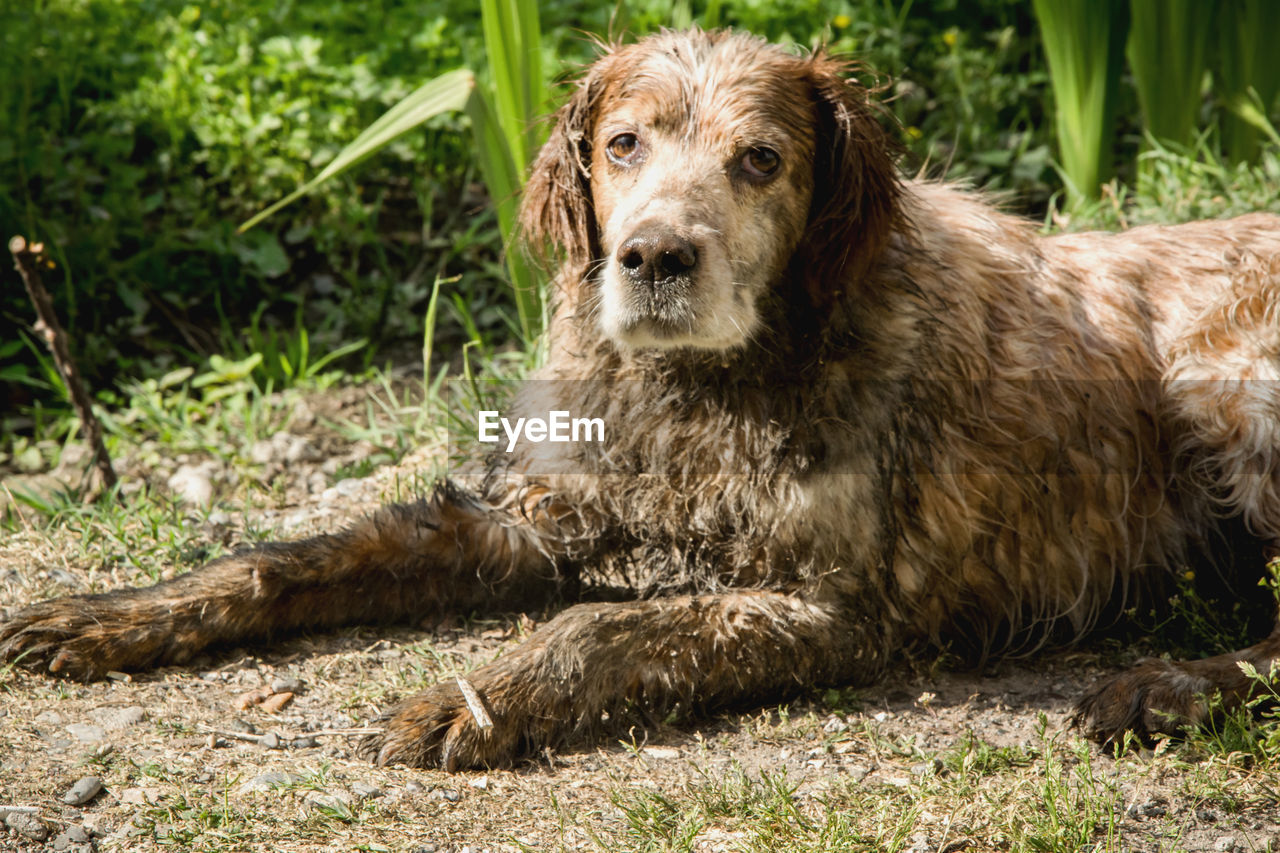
[521,30,900,353]
[587,40,818,349]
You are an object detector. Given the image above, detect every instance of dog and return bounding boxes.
[4,28,1280,771]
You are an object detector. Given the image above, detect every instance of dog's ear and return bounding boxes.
[799,54,901,299]
[519,65,606,275]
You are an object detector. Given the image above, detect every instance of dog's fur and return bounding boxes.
[5,29,1280,770]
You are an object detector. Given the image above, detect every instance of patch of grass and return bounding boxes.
[591,715,1131,853]
[1050,139,1280,231]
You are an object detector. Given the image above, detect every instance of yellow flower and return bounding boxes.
[943,29,958,47]
[832,14,851,28]
[906,126,923,140]
[1183,569,1195,582]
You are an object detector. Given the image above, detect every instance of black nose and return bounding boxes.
[617,230,698,285]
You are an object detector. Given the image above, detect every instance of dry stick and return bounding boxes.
[9,235,117,493]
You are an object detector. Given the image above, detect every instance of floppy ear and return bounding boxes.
[518,65,605,276]
[798,54,901,300]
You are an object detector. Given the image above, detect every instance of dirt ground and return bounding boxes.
[3,384,1280,852]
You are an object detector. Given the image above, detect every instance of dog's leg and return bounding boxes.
[363,589,870,770]
[0,482,565,679]
[1073,625,1280,742]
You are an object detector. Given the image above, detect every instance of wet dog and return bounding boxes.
[5,29,1280,769]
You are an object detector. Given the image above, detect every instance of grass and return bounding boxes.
[588,716,1128,852]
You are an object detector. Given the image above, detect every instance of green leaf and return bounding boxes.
[239,68,476,232]
[1032,0,1130,206]
[1127,0,1212,150]
[232,230,290,278]
[1217,0,1280,163]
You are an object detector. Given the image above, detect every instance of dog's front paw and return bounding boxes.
[0,596,171,680]
[1072,658,1214,744]
[361,675,534,771]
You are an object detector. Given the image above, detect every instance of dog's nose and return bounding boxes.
[617,231,698,285]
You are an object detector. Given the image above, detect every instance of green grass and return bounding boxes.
[584,716,1131,853]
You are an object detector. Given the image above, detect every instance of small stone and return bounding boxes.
[911,758,943,776]
[1213,837,1238,853]
[81,816,111,838]
[34,710,65,726]
[290,736,319,750]
[270,676,304,694]
[91,705,146,729]
[1127,799,1167,820]
[306,790,354,813]
[258,732,281,749]
[62,776,104,805]
[906,832,933,853]
[50,824,91,851]
[642,747,678,760]
[227,718,257,734]
[283,435,319,463]
[118,787,159,805]
[322,477,369,501]
[351,782,383,800]
[249,440,276,465]
[405,780,426,794]
[468,775,489,790]
[48,567,80,587]
[429,787,461,802]
[65,723,107,743]
[5,810,49,842]
[168,463,216,506]
[193,771,215,784]
[240,771,301,794]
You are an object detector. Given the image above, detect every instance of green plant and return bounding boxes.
[1217,0,1280,163]
[1031,0,1130,206]
[242,0,548,346]
[1126,0,1212,151]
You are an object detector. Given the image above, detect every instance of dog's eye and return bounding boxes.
[607,133,640,164]
[741,147,780,178]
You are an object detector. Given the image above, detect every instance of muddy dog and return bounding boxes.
[4,29,1280,770]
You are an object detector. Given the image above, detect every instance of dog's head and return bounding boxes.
[521,28,900,352]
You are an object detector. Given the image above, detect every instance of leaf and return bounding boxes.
[239,68,476,232]
[232,230,290,278]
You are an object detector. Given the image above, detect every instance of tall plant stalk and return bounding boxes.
[1127,0,1212,150]
[477,0,546,344]
[1031,0,1129,206]
[1217,0,1280,163]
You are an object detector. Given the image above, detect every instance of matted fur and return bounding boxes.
[4,29,1280,769]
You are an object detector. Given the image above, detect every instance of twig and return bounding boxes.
[9,235,117,494]
[456,675,494,729]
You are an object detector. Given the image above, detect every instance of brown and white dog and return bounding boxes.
[4,29,1280,770]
